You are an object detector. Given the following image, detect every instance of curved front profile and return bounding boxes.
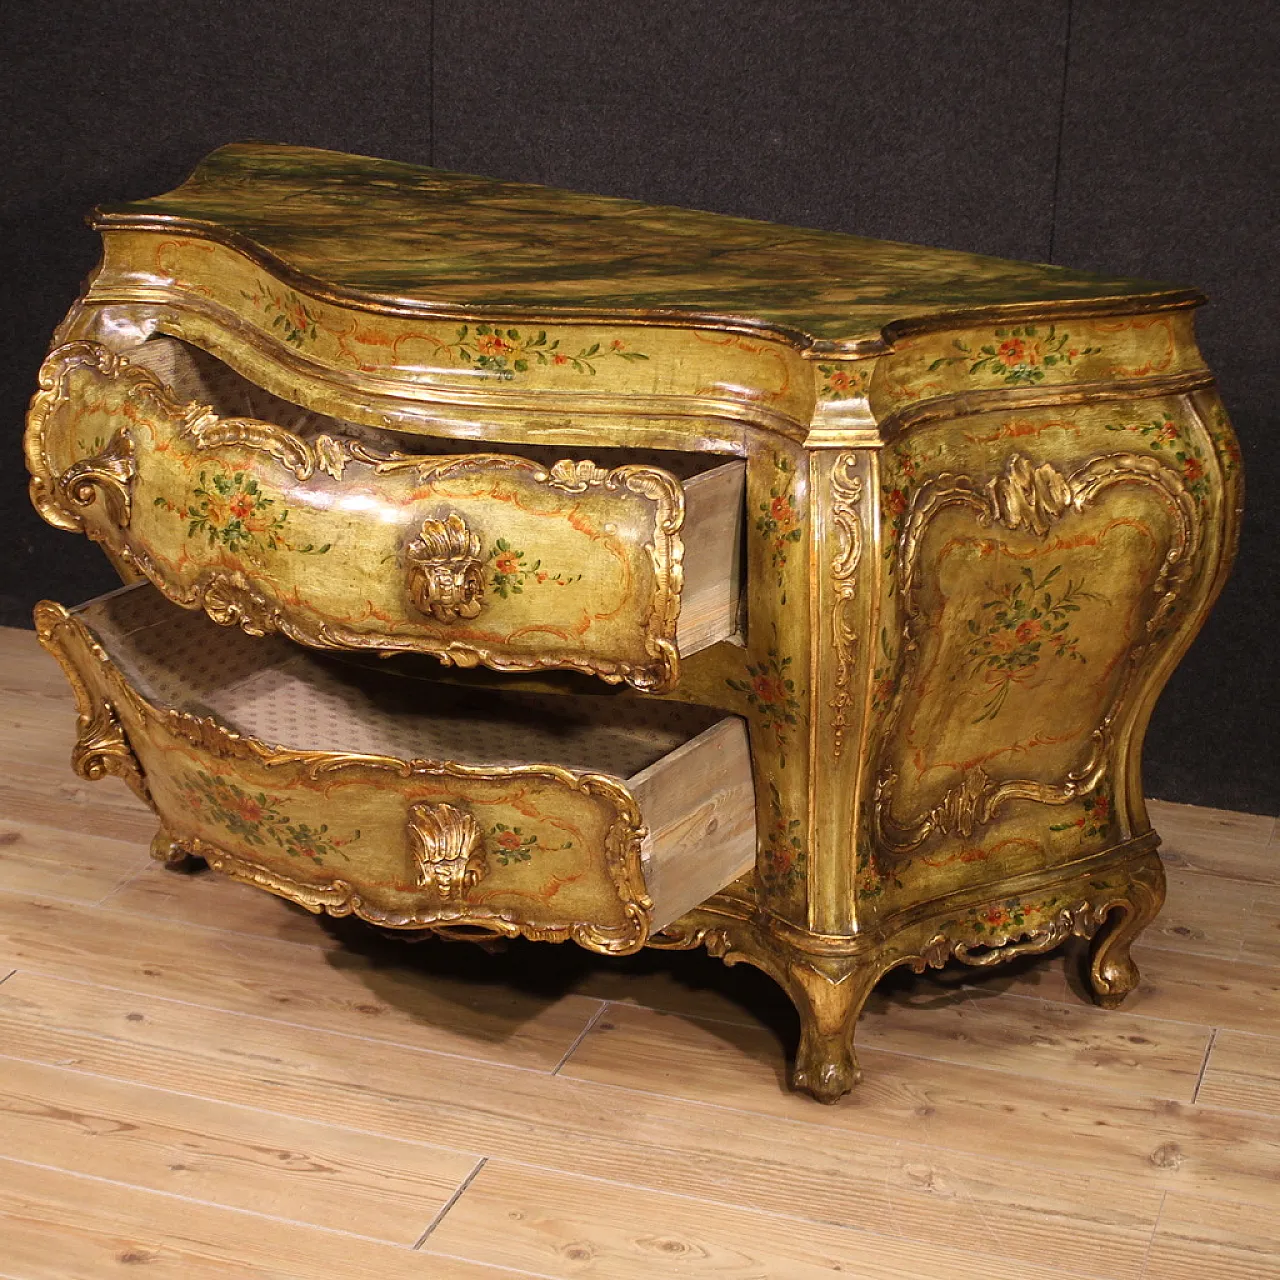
[26,337,743,691]
[35,585,755,953]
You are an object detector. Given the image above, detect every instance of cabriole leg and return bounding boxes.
[784,955,882,1104]
[649,913,884,1104]
[1086,857,1166,1008]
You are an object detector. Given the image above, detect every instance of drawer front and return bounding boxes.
[35,586,755,954]
[27,340,742,691]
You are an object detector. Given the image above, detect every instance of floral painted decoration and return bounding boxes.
[869,627,897,716]
[241,283,319,348]
[154,470,330,556]
[881,483,910,563]
[485,540,581,598]
[1050,790,1113,840]
[1104,415,1211,502]
[759,781,806,892]
[929,325,1099,386]
[962,564,1102,722]
[964,896,1058,938]
[755,455,802,596]
[817,363,871,401]
[488,822,572,866]
[727,642,802,767]
[856,844,903,900]
[880,441,937,568]
[1208,405,1242,479]
[446,325,649,380]
[181,769,355,865]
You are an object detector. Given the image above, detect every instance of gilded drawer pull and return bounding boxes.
[406,513,485,622]
[408,801,486,898]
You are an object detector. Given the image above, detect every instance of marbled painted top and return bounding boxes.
[96,143,1194,352]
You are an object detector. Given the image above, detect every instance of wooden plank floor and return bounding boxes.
[0,622,1276,1279]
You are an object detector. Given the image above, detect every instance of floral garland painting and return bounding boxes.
[856,844,903,900]
[727,640,802,767]
[1208,405,1242,481]
[962,564,1103,723]
[240,283,319,348]
[880,441,941,571]
[487,821,572,866]
[1050,790,1113,841]
[485,540,582,598]
[816,363,871,401]
[155,470,331,557]
[240,278,652,380]
[758,781,806,892]
[445,325,649,380]
[929,325,1099,387]
[1104,414,1211,503]
[869,627,897,716]
[180,769,355,866]
[959,894,1065,940]
[755,455,802,598]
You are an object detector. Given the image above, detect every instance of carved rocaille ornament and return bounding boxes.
[543,458,610,492]
[23,145,1244,1102]
[407,801,486,897]
[58,427,137,529]
[405,514,486,623]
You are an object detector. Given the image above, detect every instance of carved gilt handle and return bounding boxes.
[406,513,485,623]
[408,801,486,899]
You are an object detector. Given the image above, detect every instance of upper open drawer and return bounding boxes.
[26,337,745,692]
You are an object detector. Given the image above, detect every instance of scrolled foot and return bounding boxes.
[1089,935,1141,1009]
[1086,858,1165,1009]
[1085,911,1146,1008]
[792,1031,861,1103]
[150,827,201,870]
[784,958,880,1104]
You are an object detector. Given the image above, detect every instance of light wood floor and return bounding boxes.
[0,622,1277,1280]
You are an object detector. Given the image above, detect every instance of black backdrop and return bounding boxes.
[3,1,1275,814]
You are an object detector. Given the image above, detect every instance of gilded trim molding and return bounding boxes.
[827,452,863,758]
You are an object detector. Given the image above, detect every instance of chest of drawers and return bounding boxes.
[26,143,1241,1101]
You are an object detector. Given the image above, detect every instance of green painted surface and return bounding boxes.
[100,143,1187,345]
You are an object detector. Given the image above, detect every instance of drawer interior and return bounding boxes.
[75,584,757,929]
[130,335,737,480]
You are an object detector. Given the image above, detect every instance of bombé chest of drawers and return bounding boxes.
[26,143,1241,1102]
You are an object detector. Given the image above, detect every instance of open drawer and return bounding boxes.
[26,336,745,692]
[36,584,756,953]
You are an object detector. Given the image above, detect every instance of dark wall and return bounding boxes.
[3,2,1275,814]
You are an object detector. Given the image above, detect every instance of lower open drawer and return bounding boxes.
[37,584,756,953]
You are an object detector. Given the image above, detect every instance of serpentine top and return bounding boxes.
[97,143,1193,353]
